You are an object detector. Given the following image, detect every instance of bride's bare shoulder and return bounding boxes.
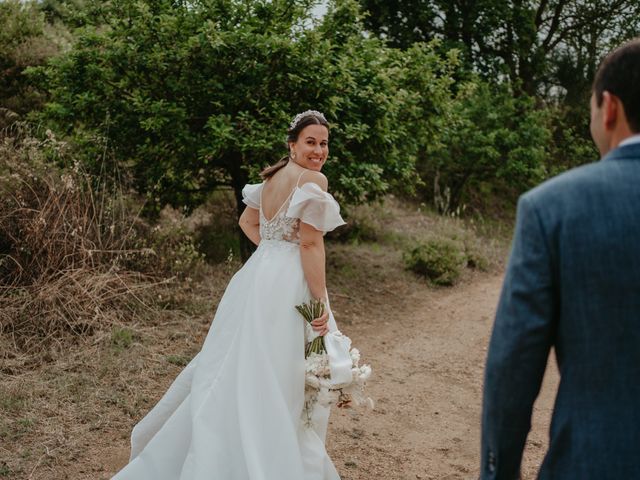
[299,169,328,192]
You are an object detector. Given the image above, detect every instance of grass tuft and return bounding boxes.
[111,327,136,351]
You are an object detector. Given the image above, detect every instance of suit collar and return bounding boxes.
[602,142,640,162]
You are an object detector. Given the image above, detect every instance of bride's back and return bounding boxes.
[261,166,306,221]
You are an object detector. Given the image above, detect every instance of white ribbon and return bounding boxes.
[324,294,353,386]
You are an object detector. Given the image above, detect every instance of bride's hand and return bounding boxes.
[311,311,329,336]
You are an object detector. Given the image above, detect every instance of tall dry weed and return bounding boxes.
[0,124,185,359]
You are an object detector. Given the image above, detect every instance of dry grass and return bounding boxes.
[0,125,206,366]
[0,126,158,360]
[325,195,512,331]
[338,194,511,272]
[0,258,238,479]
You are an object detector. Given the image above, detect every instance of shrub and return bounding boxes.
[33,0,457,220]
[463,244,489,271]
[0,0,70,126]
[166,354,190,367]
[0,124,203,356]
[0,126,147,351]
[420,80,551,213]
[125,205,205,278]
[404,239,465,286]
[333,206,384,244]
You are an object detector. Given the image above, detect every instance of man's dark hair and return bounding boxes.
[593,37,640,132]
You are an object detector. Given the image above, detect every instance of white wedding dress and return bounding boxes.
[112,174,346,480]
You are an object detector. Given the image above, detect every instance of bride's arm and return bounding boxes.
[298,170,330,301]
[299,223,326,300]
[299,223,330,335]
[239,207,261,245]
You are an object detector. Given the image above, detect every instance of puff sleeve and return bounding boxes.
[286,182,346,233]
[241,182,264,210]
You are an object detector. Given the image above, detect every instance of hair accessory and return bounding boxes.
[289,110,327,130]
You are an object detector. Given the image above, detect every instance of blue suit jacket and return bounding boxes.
[481,143,640,479]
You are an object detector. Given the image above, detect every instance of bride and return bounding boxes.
[112,110,347,480]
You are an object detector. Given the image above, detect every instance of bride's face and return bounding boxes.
[290,124,329,171]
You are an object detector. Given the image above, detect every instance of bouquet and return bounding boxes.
[295,298,327,358]
[295,299,373,428]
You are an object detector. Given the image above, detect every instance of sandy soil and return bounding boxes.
[100,272,560,480]
[326,273,559,480]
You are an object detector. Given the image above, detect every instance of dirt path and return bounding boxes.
[103,272,559,479]
[326,273,559,480]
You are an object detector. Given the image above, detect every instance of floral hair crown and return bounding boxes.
[289,110,327,131]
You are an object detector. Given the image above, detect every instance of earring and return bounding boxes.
[291,151,296,160]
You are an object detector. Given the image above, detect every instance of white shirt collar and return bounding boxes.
[618,134,640,148]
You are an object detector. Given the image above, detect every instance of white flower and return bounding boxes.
[349,348,361,365]
[317,388,335,407]
[301,333,373,428]
[358,364,372,381]
[305,374,320,389]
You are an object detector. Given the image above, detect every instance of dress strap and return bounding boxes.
[261,171,307,222]
[295,170,306,188]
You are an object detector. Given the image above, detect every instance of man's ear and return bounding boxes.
[602,91,620,130]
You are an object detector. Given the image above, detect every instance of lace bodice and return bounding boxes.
[242,177,346,245]
[259,194,302,243]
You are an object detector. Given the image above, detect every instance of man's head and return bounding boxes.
[590,38,640,156]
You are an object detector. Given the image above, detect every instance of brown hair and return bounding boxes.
[593,37,640,132]
[260,112,330,179]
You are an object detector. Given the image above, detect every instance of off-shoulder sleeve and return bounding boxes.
[241,182,264,209]
[286,182,346,233]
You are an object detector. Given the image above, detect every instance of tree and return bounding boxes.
[421,80,551,213]
[359,0,640,97]
[34,0,456,257]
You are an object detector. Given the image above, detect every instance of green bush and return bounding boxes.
[420,80,551,213]
[404,239,465,286]
[463,244,489,271]
[0,0,69,126]
[124,205,205,278]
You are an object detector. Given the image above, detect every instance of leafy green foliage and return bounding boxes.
[422,81,551,212]
[37,0,100,28]
[545,104,598,176]
[0,0,69,126]
[359,0,640,97]
[359,0,639,205]
[404,239,466,286]
[34,0,455,219]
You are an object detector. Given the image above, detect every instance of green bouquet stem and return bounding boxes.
[295,298,327,358]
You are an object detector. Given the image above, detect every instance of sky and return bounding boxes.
[311,1,328,19]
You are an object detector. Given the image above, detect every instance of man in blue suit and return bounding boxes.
[481,38,640,479]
